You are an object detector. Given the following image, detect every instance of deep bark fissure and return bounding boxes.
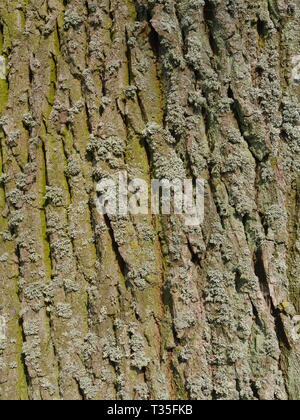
[103,214,128,283]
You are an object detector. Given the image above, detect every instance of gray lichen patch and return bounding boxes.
[128,324,150,370]
[0,56,6,80]
[0,316,6,341]
[102,338,124,364]
[64,10,84,31]
[55,303,73,320]
[23,319,39,336]
[87,135,126,163]
[65,155,81,177]
[0,253,9,263]
[6,131,20,148]
[45,186,65,207]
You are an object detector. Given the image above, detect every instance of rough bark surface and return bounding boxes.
[0,0,299,400]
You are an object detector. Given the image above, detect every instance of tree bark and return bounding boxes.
[0,0,299,400]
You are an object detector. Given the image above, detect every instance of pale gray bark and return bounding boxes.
[0,0,299,400]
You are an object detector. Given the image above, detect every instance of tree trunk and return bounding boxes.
[0,0,299,400]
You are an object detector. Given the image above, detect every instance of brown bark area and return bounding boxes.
[0,0,299,400]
